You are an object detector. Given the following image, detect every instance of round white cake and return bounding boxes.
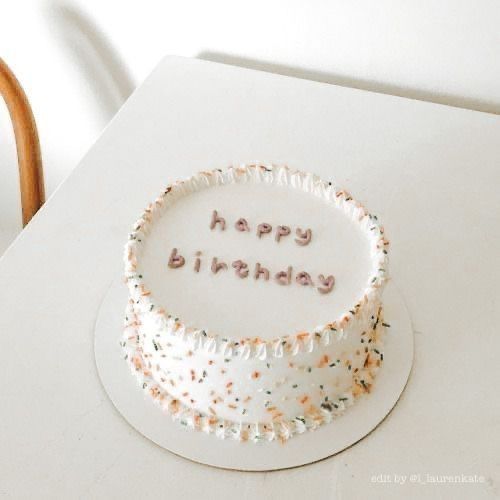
[122,164,389,442]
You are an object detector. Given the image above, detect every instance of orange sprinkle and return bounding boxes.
[132,356,142,370]
[298,395,310,405]
[149,387,160,398]
[251,371,261,379]
[170,400,180,413]
[318,354,330,368]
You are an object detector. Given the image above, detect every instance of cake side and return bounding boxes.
[122,164,389,442]
[122,299,385,441]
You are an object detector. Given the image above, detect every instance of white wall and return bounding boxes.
[1,0,499,252]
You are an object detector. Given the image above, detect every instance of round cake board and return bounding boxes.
[94,279,413,471]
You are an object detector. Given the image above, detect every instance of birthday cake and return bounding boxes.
[122,163,389,442]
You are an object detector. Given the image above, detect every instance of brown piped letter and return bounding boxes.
[168,248,185,269]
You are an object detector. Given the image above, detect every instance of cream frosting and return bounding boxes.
[122,163,389,442]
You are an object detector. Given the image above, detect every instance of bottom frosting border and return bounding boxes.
[120,310,387,444]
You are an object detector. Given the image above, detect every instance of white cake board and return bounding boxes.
[94,278,413,471]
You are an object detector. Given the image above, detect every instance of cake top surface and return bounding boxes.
[125,164,388,345]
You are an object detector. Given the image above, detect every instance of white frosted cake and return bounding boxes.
[122,164,389,442]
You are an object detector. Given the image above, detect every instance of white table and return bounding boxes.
[1,56,499,500]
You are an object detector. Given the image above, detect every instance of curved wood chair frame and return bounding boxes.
[0,58,45,226]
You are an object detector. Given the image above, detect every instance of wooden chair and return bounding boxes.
[0,58,45,226]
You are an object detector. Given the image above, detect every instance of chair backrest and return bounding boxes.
[0,58,45,226]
